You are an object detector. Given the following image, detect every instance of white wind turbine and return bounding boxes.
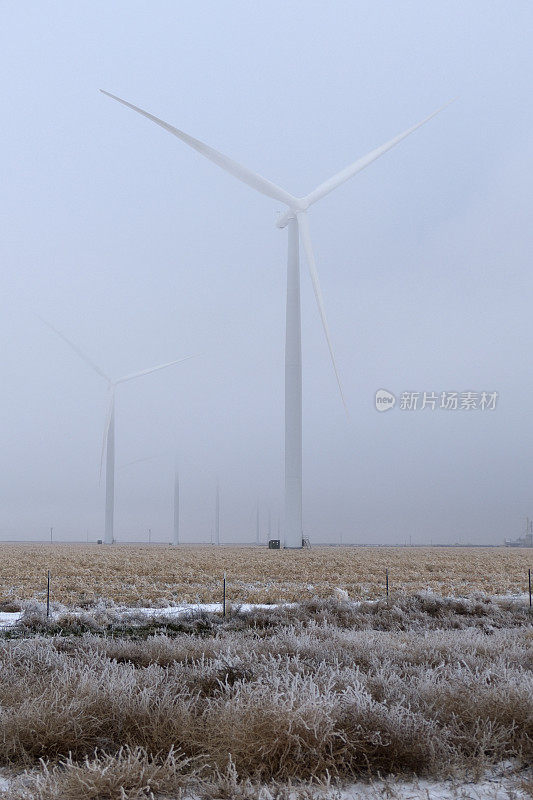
[41,318,193,545]
[101,90,451,548]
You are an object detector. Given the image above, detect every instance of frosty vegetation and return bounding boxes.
[0,593,531,799]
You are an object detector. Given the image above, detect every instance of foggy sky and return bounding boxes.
[1,1,532,545]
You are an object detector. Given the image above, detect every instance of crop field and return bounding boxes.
[0,544,530,606]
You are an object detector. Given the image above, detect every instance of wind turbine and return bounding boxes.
[41,318,193,545]
[101,90,451,548]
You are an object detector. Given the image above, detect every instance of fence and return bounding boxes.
[1,568,531,633]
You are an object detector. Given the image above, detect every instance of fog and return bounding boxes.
[1,1,532,545]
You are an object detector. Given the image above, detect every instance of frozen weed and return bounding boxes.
[0,594,530,788]
[7,746,200,800]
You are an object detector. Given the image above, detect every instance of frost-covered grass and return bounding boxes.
[0,543,530,606]
[0,594,531,799]
[4,757,531,799]
[7,589,531,637]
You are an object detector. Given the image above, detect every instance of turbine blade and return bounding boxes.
[100,90,298,207]
[296,212,347,413]
[119,453,165,470]
[116,354,197,385]
[38,315,111,383]
[303,101,454,208]
[100,388,115,484]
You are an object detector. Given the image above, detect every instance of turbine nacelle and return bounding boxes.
[276,207,300,229]
[275,198,310,228]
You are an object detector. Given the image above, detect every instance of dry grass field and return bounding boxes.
[0,545,531,798]
[0,595,531,799]
[0,543,530,606]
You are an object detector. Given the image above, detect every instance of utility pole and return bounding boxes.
[50,526,53,543]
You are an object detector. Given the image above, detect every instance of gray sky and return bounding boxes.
[1,1,532,544]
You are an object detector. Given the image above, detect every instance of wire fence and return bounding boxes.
[1,568,531,634]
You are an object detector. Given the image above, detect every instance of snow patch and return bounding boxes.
[0,612,21,627]
[334,587,349,600]
[337,775,530,799]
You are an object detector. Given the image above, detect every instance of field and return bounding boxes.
[0,545,531,799]
[0,544,530,606]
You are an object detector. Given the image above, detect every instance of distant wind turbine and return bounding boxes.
[40,317,193,545]
[101,90,451,548]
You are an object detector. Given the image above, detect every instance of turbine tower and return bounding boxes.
[101,91,450,548]
[215,482,220,546]
[173,456,180,545]
[41,318,192,544]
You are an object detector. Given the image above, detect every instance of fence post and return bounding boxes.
[529,568,531,610]
[46,570,50,618]
[386,568,389,598]
[223,572,226,617]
